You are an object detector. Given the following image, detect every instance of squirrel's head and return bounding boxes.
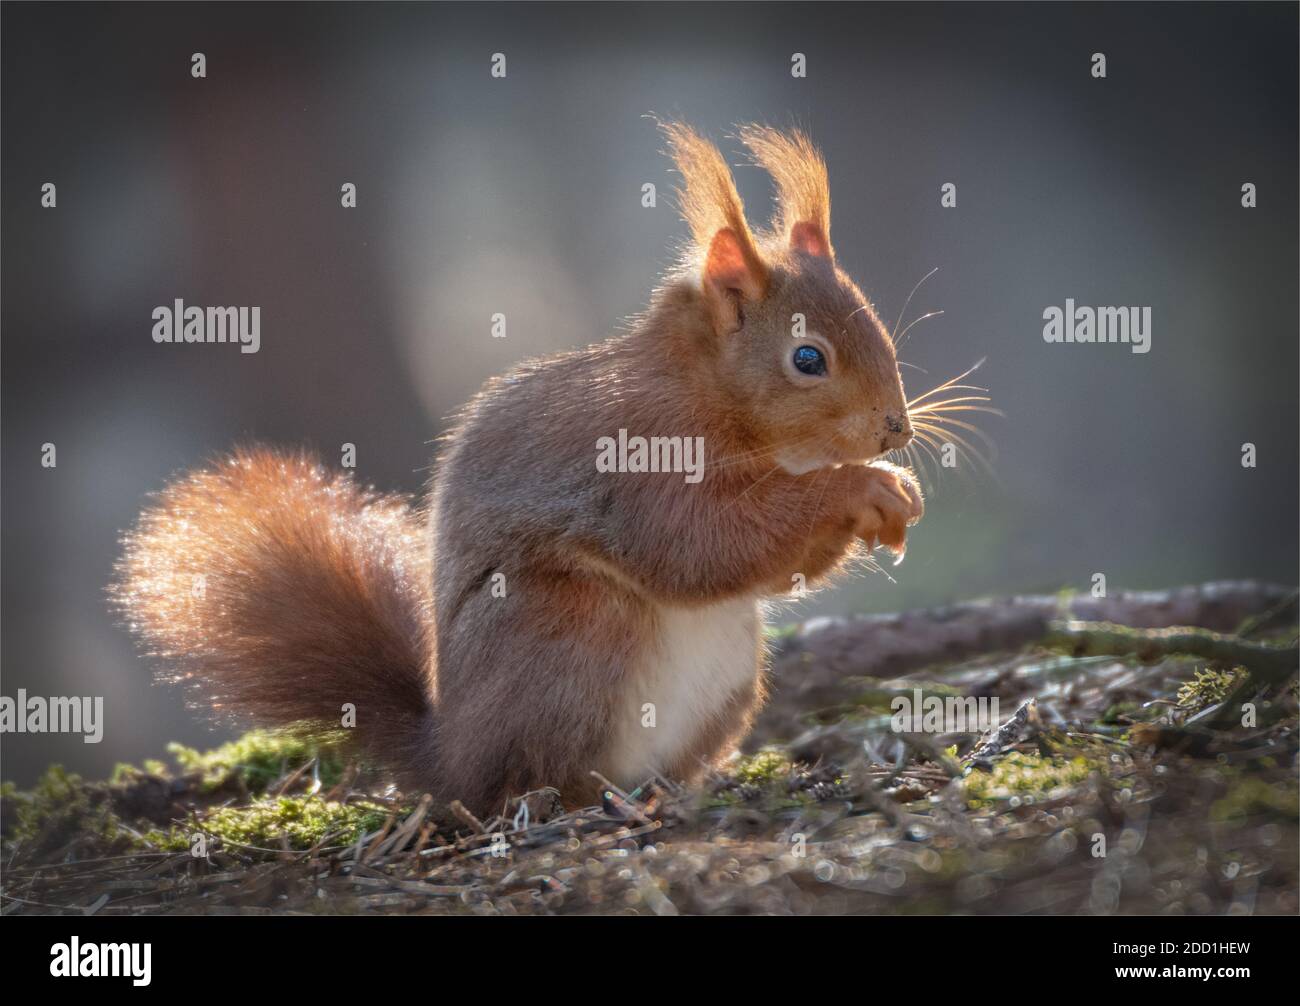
[660,121,912,474]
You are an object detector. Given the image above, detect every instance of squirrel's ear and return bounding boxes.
[789,220,831,259]
[702,226,765,333]
[738,124,833,260]
[658,119,769,330]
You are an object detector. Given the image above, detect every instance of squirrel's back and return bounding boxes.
[112,447,440,789]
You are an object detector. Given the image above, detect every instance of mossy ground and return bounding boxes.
[3,729,381,863]
[143,797,389,853]
[3,592,1296,916]
[161,728,350,793]
[1177,667,1249,711]
[961,751,1100,809]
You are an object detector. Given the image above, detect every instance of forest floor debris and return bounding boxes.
[3,581,1295,916]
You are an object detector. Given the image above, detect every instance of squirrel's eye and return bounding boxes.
[792,345,827,377]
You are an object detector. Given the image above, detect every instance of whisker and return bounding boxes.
[889,267,939,344]
[913,413,994,456]
[804,466,835,550]
[908,384,989,406]
[895,309,944,348]
[906,358,987,408]
[909,430,946,468]
[721,462,785,512]
[913,421,999,480]
[705,432,822,470]
[911,402,1004,420]
[860,549,897,584]
[896,442,938,495]
[914,415,998,452]
[901,433,942,488]
[909,394,993,411]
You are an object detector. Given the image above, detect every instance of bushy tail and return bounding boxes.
[112,447,438,785]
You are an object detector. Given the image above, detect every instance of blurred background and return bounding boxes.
[3,2,1296,784]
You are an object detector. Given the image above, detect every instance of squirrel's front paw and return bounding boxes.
[852,462,924,554]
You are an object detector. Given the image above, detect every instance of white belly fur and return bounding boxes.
[607,596,762,788]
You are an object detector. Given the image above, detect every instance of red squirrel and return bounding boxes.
[113,122,923,816]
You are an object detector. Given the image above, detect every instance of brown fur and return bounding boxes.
[739,124,833,255]
[660,119,768,293]
[114,122,922,816]
[112,449,439,787]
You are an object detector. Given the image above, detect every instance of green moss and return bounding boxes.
[4,765,129,855]
[109,758,170,785]
[102,729,349,794]
[731,750,793,785]
[167,728,347,793]
[3,729,362,861]
[146,796,387,852]
[1210,776,1298,823]
[1176,667,1248,712]
[963,752,1098,809]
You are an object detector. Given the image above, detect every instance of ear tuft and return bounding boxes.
[738,124,833,258]
[657,118,769,296]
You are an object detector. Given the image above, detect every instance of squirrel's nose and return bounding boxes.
[881,412,913,452]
